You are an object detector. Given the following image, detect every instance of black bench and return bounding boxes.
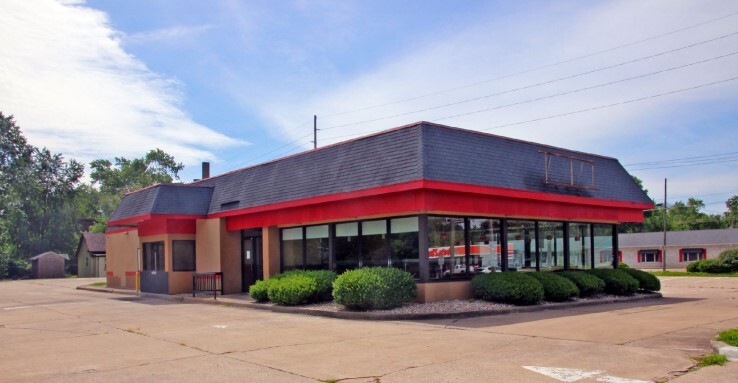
[192,272,223,299]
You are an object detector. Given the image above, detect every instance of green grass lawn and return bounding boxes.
[718,328,738,347]
[648,271,738,277]
[88,281,107,287]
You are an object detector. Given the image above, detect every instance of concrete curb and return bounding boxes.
[77,284,663,321]
[710,340,738,362]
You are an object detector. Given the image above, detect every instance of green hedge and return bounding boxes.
[557,271,605,297]
[717,249,738,272]
[621,268,661,292]
[248,269,337,304]
[584,269,639,296]
[471,272,544,305]
[332,267,416,310]
[267,275,317,305]
[527,272,579,302]
[618,263,630,269]
[697,259,733,274]
[686,260,701,273]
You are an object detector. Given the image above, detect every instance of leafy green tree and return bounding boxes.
[0,113,83,278]
[82,149,184,229]
[727,195,738,228]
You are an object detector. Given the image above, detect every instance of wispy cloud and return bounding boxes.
[124,24,218,45]
[0,0,244,168]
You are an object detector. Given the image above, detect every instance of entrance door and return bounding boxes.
[242,237,262,292]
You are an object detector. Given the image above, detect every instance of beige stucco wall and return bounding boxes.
[106,230,139,288]
[262,226,280,278]
[77,241,94,278]
[220,223,241,294]
[622,243,738,270]
[416,281,473,302]
[196,218,222,272]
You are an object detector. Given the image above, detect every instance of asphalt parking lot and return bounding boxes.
[1,276,736,382]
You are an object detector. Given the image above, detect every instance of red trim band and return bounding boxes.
[125,271,137,276]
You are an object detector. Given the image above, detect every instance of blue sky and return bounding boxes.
[1,0,737,212]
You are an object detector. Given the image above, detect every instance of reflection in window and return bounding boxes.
[568,223,591,269]
[172,240,196,272]
[469,218,501,272]
[390,217,419,277]
[306,225,330,270]
[282,228,303,271]
[335,222,359,273]
[538,221,563,270]
[142,241,165,271]
[506,220,536,271]
[362,220,387,267]
[428,217,467,279]
[593,224,614,268]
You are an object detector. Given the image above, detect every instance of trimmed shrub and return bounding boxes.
[686,260,703,273]
[304,270,338,302]
[698,259,733,274]
[584,269,639,296]
[618,263,630,269]
[527,272,580,302]
[333,267,416,310]
[621,268,661,292]
[267,275,317,305]
[557,271,605,297]
[248,279,273,302]
[471,272,544,305]
[717,248,738,272]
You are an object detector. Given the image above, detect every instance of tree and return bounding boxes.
[0,113,83,278]
[727,195,738,228]
[82,149,184,229]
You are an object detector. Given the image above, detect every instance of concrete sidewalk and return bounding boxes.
[2,276,737,382]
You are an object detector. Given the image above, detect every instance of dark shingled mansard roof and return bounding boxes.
[619,228,738,247]
[82,232,106,254]
[109,122,651,222]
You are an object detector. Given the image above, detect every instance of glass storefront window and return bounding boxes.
[428,217,468,279]
[593,224,614,268]
[282,227,303,271]
[306,225,330,270]
[362,220,388,267]
[538,221,564,270]
[335,222,359,273]
[390,217,419,277]
[469,218,501,273]
[568,223,591,269]
[506,220,536,271]
[142,241,165,271]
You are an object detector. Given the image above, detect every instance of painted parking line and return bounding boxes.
[523,366,650,383]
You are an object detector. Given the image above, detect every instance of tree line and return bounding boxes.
[619,177,738,233]
[1,112,182,279]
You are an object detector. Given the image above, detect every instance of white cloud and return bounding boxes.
[0,0,244,168]
[124,24,217,46]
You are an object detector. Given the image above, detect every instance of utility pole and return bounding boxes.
[313,115,317,149]
[662,178,667,272]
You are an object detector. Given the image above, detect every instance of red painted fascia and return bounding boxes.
[213,179,652,220]
[106,227,138,235]
[138,218,196,237]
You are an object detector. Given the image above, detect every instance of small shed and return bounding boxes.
[30,251,69,279]
[76,232,106,277]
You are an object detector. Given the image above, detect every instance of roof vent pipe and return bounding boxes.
[202,162,210,179]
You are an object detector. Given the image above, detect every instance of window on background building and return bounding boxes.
[172,240,196,271]
[362,220,388,267]
[469,218,501,273]
[282,228,303,271]
[142,241,164,271]
[335,222,359,273]
[593,224,614,268]
[568,223,591,269]
[638,249,661,263]
[538,221,564,270]
[681,248,705,262]
[306,225,330,270]
[428,217,467,279]
[389,217,419,277]
[507,220,536,271]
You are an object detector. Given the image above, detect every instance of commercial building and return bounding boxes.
[619,228,738,269]
[105,122,652,302]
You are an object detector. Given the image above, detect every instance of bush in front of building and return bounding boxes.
[249,269,338,303]
[471,272,544,305]
[332,267,417,311]
[527,272,580,302]
[557,271,606,297]
[696,259,733,274]
[267,275,318,305]
[617,263,630,269]
[621,268,661,292]
[686,260,702,273]
[584,269,639,296]
[717,248,738,272]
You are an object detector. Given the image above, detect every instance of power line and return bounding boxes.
[628,157,738,171]
[624,151,738,166]
[320,31,738,132]
[318,10,738,119]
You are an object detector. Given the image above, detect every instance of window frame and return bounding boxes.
[171,240,196,272]
[638,249,662,263]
